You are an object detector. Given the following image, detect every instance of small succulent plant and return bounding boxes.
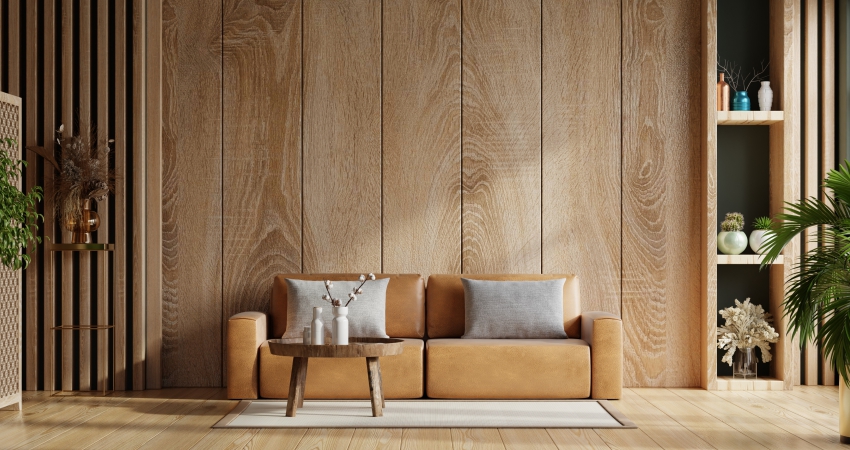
[753,216,773,231]
[721,212,744,232]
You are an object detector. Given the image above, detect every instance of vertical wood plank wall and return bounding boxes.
[9,0,832,388]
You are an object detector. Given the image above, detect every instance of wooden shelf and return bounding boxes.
[717,110,784,125]
[716,376,785,391]
[48,243,114,252]
[716,254,784,265]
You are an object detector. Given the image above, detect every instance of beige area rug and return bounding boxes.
[213,400,636,429]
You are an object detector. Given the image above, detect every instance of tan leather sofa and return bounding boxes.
[226,273,622,400]
[227,274,426,400]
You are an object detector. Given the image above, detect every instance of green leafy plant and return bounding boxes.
[0,137,43,270]
[753,216,773,231]
[721,212,744,232]
[760,163,850,385]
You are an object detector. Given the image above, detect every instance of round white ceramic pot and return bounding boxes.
[749,229,769,254]
[718,231,748,255]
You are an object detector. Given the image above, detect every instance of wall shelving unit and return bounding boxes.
[701,0,800,390]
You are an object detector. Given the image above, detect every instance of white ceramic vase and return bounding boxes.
[749,229,768,254]
[311,307,324,345]
[332,306,349,345]
[758,81,773,111]
[303,326,311,345]
[718,231,748,255]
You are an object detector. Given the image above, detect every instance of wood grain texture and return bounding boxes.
[541,0,620,314]
[7,0,19,95]
[701,0,717,391]
[79,0,92,392]
[96,0,110,393]
[221,0,301,384]
[349,428,402,450]
[821,0,836,387]
[146,0,163,391]
[803,0,819,387]
[132,0,147,391]
[450,429,505,450]
[42,0,57,392]
[622,0,702,387]
[769,0,801,391]
[461,0,541,274]
[302,0,382,273]
[114,0,128,391]
[401,428,452,450]
[161,0,223,387]
[382,0,461,278]
[23,0,38,392]
[61,0,74,392]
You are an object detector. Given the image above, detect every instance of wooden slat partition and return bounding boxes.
[114,0,128,391]
[821,0,836,387]
[162,0,223,387]
[42,0,57,392]
[302,0,382,273]
[132,0,148,391]
[802,0,819,387]
[382,0,461,278]
[79,0,93,392]
[8,0,19,95]
[622,0,702,387]
[97,0,110,393]
[24,0,39,392]
[701,0,718,391]
[462,0,541,274]
[145,0,163,391]
[541,0,621,314]
[60,0,74,392]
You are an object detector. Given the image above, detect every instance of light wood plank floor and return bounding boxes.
[0,387,842,449]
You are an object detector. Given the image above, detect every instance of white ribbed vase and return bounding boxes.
[758,81,773,111]
[311,307,324,345]
[332,306,349,345]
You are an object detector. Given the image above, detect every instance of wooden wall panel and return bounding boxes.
[221,0,302,333]
[132,0,147,391]
[820,0,836,387]
[802,0,819,386]
[79,0,92,392]
[96,0,110,393]
[382,0,461,277]
[302,0,382,273]
[541,0,621,314]
[114,0,128,391]
[24,0,38,391]
[462,0,541,274]
[60,0,74,392]
[161,0,223,387]
[622,0,702,387]
[146,0,163,391]
[42,0,57,392]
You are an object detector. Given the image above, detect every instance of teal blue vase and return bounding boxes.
[731,91,751,111]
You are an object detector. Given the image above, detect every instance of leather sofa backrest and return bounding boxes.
[426,274,581,338]
[271,274,425,339]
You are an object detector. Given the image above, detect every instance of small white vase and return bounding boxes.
[303,326,311,345]
[758,81,773,111]
[749,229,768,254]
[840,379,850,443]
[718,231,748,255]
[311,307,324,345]
[332,306,349,345]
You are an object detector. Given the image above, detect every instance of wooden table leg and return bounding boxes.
[299,357,308,407]
[286,357,307,417]
[366,357,383,417]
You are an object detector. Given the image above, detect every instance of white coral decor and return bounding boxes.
[716,298,780,367]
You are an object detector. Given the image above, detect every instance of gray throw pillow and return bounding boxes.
[282,278,390,339]
[461,278,568,339]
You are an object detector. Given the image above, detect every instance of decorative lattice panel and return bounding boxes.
[0,94,20,406]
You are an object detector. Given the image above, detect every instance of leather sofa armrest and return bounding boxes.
[581,311,622,400]
[227,311,268,399]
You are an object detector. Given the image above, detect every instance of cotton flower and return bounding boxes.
[359,274,366,282]
[356,289,363,295]
[368,273,376,280]
[348,293,357,301]
[325,280,331,287]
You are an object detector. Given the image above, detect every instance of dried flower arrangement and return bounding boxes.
[717,298,780,366]
[753,216,773,231]
[717,58,769,93]
[321,273,376,307]
[721,212,744,232]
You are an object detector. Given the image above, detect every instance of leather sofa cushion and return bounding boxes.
[271,274,425,338]
[427,274,581,338]
[426,338,590,399]
[259,338,424,399]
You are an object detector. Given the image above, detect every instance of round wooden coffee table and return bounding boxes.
[268,337,405,417]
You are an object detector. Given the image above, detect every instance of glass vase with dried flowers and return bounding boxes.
[32,125,114,244]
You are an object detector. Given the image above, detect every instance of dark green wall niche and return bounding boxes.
[717,0,774,377]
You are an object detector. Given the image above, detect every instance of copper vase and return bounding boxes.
[66,199,101,244]
[717,72,731,111]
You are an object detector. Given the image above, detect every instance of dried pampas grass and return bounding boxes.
[54,124,114,226]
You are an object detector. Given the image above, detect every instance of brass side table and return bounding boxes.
[49,243,114,396]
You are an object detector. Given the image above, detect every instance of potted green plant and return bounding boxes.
[760,163,850,443]
[0,137,42,269]
[718,212,747,255]
[749,216,773,255]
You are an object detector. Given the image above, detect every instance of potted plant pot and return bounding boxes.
[718,231,748,255]
[749,229,768,254]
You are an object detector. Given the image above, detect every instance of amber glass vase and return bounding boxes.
[65,198,100,244]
